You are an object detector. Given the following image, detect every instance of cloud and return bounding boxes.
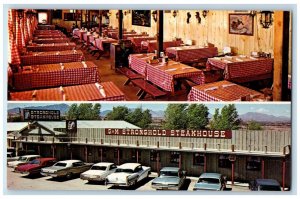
[256,108,270,113]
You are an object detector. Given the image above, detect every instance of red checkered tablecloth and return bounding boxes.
[166,46,218,62]
[33,38,70,44]
[146,61,205,93]
[13,61,99,91]
[34,30,62,34]
[142,40,183,52]
[94,37,117,51]
[34,34,67,38]
[129,53,155,76]
[9,81,125,101]
[206,56,273,80]
[27,42,76,52]
[188,80,264,101]
[21,50,85,66]
[128,36,156,48]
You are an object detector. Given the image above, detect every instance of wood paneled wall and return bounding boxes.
[109,10,275,56]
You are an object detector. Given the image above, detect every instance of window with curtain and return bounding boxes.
[38,12,48,24]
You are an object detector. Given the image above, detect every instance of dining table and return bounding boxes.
[27,42,76,52]
[166,45,218,62]
[33,37,70,44]
[34,34,67,39]
[21,50,85,66]
[206,55,273,82]
[94,37,117,51]
[13,61,100,91]
[37,25,56,30]
[141,40,183,52]
[9,81,126,101]
[188,80,265,101]
[129,53,205,94]
[34,30,62,34]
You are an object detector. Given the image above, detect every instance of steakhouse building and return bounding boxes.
[7,120,291,189]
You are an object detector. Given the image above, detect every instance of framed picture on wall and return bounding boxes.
[229,14,254,36]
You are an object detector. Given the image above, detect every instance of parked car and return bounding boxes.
[106,163,151,187]
[80,162,117,182]
[151,167,186,190]
[193,173,227,191]
[249,179,282,191]
[7,152,19,162]
[14,158,56,175]
[40,160,92,179]
[7,155,40,169]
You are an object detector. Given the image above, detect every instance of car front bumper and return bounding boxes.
[152,184,180,190]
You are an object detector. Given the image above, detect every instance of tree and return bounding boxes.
[163,104,188,129]
[186,104,209,129]
[66,103,101,120]
[137,109,152,128]
[106,106,130,120]
[66,104,78,120]
[248,120,263,130]
[210,104,240,130]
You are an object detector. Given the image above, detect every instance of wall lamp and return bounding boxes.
[186,12,191,24]
[172,10,178,18]
[202,10,209,18]
[195,11,201,23]
[152,10,157,22]
[260,11,273,29]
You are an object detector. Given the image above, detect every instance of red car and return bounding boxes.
[15,158,56,175]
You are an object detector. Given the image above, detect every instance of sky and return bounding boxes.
[7,102,291,118]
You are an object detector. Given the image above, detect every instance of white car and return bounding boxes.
[80,162,117,182]
[106,163,151,187]
[7,155,40,169]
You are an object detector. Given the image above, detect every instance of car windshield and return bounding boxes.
[198,178,220,184]
[29,159,40,164]
[17,157,27,161]
[54,162,67,167]
[259,185,281,191]
[91,166,106,171]
[115,168,134,173]
[160,171,178,177]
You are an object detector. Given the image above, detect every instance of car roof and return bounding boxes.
[118,163,141,170]
[93,162,114,167]
[255,179,280,186]
[160,167,180,172]
[21,155,40,158]
[37,158,56,161]
[58,160,82,164]
[199,173,222,179]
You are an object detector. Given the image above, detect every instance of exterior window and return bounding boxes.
[150,150,160,162]
[246,156,261,171]
[38,12,48,24]
[114,148,122,159]
[131,149,141,162]
[193,153,205,166]
[218,155,231,168]
[170,151,180,164]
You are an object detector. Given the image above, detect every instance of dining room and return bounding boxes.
[7,9,292,101]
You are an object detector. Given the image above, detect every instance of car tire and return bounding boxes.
[66,172,73,179]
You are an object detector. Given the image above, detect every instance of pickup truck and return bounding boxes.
[40,160,92,179]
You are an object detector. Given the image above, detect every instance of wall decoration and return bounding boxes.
[132,10,151,27]
[229,13,254,36]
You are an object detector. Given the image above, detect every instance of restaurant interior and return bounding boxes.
[7,9,292,101]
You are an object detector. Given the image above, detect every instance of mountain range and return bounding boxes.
[8,104,290,123]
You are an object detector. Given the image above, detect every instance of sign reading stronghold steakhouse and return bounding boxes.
[105,129,232,139]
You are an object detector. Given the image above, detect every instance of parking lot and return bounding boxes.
[6,167,250,192]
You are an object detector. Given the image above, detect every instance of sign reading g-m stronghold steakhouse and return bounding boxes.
[105,129,232,139]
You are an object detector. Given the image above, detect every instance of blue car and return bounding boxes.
[249,179,281,191]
